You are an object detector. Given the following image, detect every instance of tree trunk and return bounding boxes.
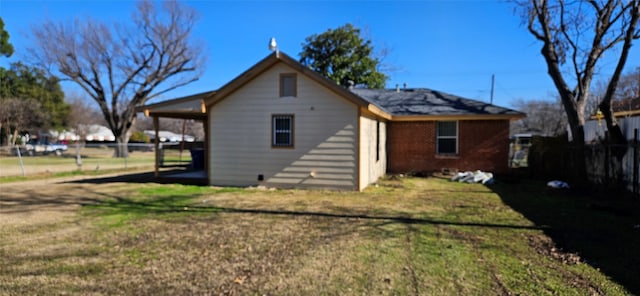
[11,128,18,146]
[4,126,11,147]
[599,100,628,161]
[568,124,588,189]
[114,132,130,158]
[110,112,135,158]
[558,90,589,188]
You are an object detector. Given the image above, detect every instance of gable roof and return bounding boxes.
[351,88,525,121]
[204,51,391,119]
[139,51,524,121]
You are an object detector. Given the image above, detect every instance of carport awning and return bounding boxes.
[135,91,214,179]
[136,90,215,120]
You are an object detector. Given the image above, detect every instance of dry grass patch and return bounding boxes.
[0,176,634,295]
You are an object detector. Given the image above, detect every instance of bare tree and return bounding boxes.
[29,0,205,157]
[134,116,155,133]
[66,93,104,168]
[517,0,640,183]
[591,66,640,112]
[66,93,104,141]
[160,118,204,140]
[616,66,640,100]
[134,117,204,141]
[511,97,568,136]
[0,98,48,145]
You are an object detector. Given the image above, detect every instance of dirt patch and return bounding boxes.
[527,234,582,265]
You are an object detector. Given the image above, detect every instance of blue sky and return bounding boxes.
[1,0,639,109]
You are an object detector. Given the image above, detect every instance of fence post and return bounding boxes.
[605,131,610,189]
[634,128,639,196]
[15,146,26,177]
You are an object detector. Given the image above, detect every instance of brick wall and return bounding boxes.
[387,120,510,174]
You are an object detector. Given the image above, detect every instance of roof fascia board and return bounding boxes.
[276,53,377,109]
[366,104,392,120]
[136,91,215,111]
[147,111,208,120]
[589,109,640,119]
[205,53,280,107]
[391,114,525,121]
[613,109,640,118]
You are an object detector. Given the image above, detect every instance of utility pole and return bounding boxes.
[490,74,495,104]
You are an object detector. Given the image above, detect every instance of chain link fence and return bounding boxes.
[0,142,194,178]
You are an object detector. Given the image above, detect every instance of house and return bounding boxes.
[139,51,524,190]
[351,88,523,175]
[610,96,640,118]
[584,96,640,142]
[143,130,195,143]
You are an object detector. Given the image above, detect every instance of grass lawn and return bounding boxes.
[0,147,190,179]
[0,175,637,295]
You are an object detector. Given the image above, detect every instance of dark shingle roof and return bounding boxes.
[351,88,523,117]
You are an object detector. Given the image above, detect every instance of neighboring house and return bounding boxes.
[139,51,524,191]
[611,96,640,117]
[143,130,195,142]
[585,96,640,142]
[84,124,116,142]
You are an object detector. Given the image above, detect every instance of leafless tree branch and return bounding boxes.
[29,0,205,157]
[515,0,640,183]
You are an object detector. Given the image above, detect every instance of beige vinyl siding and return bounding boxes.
[209,63,359,190]
[359,116,387,191]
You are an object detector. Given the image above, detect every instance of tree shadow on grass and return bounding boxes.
[64,171,157,184]
[81,192,547,230]
[65,170,206,185]
[489,180,640,294]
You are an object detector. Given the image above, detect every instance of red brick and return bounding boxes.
[387,120,510,174]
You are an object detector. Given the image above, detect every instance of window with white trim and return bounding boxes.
[272,115,294,147]
[437,121,457,155]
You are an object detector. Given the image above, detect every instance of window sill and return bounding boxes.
[435,154,459,159]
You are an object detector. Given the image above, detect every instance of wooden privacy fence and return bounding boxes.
[584,129,640,195]
[528,131,640,196]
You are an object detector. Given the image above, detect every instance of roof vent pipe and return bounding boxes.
[268,37,279,57]
[347,80,354,89]
[396,84,400,92]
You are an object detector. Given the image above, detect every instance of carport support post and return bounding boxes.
[634,129,638,196]
[605,131,610,188]
[154,116,160,178]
